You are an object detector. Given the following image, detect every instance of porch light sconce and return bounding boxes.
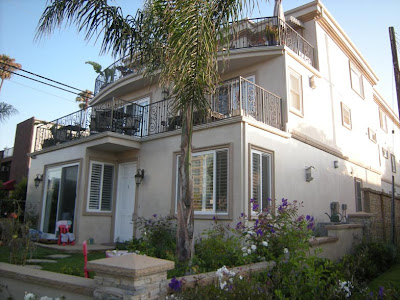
[34,174,43,188]
[135,169,145,185]
[162,88,170,100]
[305,166,315,182]
[309,75,317,89]
[334,161,339,169]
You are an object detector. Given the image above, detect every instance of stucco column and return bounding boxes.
[87,253,174,300]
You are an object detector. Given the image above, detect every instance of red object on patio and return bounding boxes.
[2,180,15,190]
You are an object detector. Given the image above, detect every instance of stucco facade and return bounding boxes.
[26,0,399,244]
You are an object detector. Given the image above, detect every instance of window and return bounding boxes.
[87,161,114,212]
[368,128,377,143]
[289,69,303,116]
[251,149,273,215]
[349,62,364,98]
[379,109,388,132]
[382,148,389,159]
[391,154,397,173]
[176,149,228,214]
[341,102,352,130]
[355,178,363,212]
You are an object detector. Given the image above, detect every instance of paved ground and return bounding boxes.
[35,242,115,253]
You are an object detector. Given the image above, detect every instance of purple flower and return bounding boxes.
[240,213,245,218]
[250,198,255,203]
[236,221,242,229]
[152,214,157,218]
[213,216,216,220]
[169,277,183,292]
[306,215,311,221]
[256,228,263,236]
[252,203,259,211]
[378,286,384,299]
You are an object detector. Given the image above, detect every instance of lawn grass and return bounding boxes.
[0,244,106,278]
[368,262,400,291]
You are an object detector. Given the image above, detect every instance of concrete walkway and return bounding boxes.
[35,242,115,253]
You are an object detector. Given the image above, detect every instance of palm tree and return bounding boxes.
[0,54,22,93]
[0,102,18,123]
[75,89,93,109]
[36,0,258,262]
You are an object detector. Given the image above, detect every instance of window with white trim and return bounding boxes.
[251,149,273,215]
[176,149,228,214]
[379,109,388,132]
[341,102,352,130]
[289,69,303,116]
[382,148,389,159]
[349,62,364,98]
[87,161,114,212]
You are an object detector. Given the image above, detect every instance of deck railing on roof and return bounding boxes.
[94,16,314,95]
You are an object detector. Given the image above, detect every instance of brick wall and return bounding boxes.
[359,188,400,245]
[9,117,35,182]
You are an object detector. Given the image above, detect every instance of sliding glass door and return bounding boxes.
[41,163,79,239]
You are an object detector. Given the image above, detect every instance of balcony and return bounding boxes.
[94,16,314,95]
[35,77,283,151]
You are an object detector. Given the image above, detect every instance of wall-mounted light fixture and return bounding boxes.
[305,166,315,182]
[161,88,170,100]
[334,161,339,169]
[34,174,43,188]
[135,169,145,185]
[309,75,317,89]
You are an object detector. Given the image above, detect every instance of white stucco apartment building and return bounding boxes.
[25,0,400,244]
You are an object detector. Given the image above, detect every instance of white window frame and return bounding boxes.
[175,149,229,215]
[251,149,273,216]
[341,102,352,130]
[87,161,115,212]
[288,69,303,117]
[379,109,388,132]
[368,128,377,143]
[349,62,364,98]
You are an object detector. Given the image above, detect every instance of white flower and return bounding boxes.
[220,281,227,290]
[247,230,255,236]
[243,252,248,257]
[241,247,247,252]
[247,249,251,254]
[283,248,289,254]
[251,244,257,251]
[262,241,268,247]
[229,278,234,284]
[24,293,36,300]
[239,275,243,280]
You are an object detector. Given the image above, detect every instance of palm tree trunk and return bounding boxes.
[176,105,194,261]
[0,79,4,93]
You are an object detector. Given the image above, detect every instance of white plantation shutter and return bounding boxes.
[177,149,228,214]
[101,165,114,211]
[89,163,102,210]
[88,162,114,212]
[251,150,272,213]
[252,153,261,211]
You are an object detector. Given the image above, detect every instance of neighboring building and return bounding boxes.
[0,117,44,190]
[25,0,399,244]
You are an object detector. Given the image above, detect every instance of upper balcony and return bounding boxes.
[94,16,314,96]
[35,77,283,151]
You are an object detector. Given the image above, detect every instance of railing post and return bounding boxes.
[110,97,115,131]
[239,77,242,115]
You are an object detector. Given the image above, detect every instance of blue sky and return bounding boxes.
[0,0,399,150]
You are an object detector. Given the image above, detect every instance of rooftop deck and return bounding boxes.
[35,77,283,151]
[93,16,314,95]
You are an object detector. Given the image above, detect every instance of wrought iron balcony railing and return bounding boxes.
[35,77,282,151]
[94,16,314,95]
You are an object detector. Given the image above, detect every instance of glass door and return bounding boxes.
[41,164,79,239]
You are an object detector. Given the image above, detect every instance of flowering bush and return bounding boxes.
[236,198,315,261]
[127,214,176,260]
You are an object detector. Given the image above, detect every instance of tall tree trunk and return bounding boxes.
[0,79,4,93]
[176,105,194,261]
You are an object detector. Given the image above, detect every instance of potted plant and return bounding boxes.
[265,25,279,46]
